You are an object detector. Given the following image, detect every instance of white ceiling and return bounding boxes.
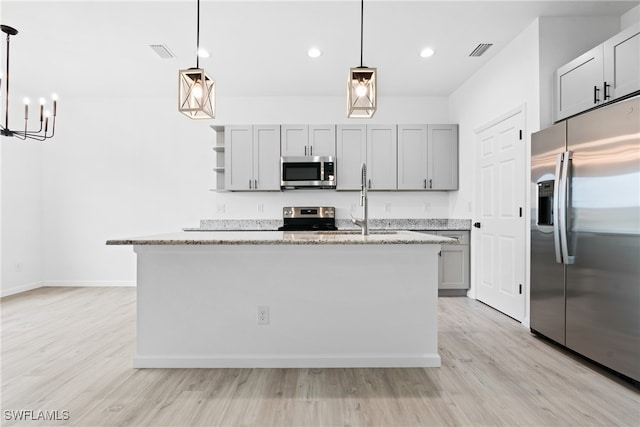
[1,1,637,101]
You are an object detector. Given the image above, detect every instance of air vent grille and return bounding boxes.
[149,44,175,59]
[469,43,493,57]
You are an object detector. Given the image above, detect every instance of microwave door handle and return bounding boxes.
[553,153,563,264]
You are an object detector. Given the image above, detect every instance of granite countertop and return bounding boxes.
[186,218,472,232]
[106,230,456,246]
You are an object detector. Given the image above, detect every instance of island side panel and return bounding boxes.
[133,244,440,368]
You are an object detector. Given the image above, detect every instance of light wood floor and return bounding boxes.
[1,287,638,427]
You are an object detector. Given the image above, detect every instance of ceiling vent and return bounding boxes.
[149,44,175,59]
[469,43,493,57]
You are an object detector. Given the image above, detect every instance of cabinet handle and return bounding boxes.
[304,146,307,156]
[254,179,258,190]
[438,251,442,257]
[310,146,313,156]
[429,179,433,189]
[594,85,600,104]
[604,82,610,100]
[424,179,427,189]
[368,179,371,189]
[249,179,252,189]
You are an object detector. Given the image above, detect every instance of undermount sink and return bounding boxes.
[313,230,397,235]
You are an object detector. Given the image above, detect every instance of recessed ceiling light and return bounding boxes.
[420,48,435,58]
[307,47,322,58]
[197,48,210,58]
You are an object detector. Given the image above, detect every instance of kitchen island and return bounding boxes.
[107,230,454,368]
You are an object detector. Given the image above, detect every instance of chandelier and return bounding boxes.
[0,25,57,141]
[178,0,215,119]
[347,0,376,118]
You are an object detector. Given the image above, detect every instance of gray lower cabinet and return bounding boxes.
[437,231,470,292]
[416,230,469,293]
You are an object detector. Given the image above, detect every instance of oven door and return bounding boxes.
[281,157,324,187]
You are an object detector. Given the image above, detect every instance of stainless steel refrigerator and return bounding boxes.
[531,96,639,382]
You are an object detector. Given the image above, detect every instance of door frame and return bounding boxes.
[470,104,529,324]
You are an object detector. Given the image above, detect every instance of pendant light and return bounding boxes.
[178,0,215,119]
[347,0,376,118]
[0,25,58,141]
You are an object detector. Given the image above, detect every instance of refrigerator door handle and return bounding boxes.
[553,153,564,264]
[559,150,574,264]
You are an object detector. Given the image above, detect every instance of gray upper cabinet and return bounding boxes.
[281,125,336,157]
[337,125,398,190]
[555,23,640,122]
[225,125,281,191]
[428,124,459,190]
[398,124,458,190]
[366,125,397,190]
[336,125,367,190]
[604,23,640,100]
[555,46,604,122]
[397,125,428,190]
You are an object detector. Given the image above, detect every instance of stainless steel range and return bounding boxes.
[278,206,337,231]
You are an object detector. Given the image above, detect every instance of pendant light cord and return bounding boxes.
[196,0,200,68]
[360,0,364,68]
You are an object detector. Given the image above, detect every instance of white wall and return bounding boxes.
[1,139,44,296]
[621,4,640,29]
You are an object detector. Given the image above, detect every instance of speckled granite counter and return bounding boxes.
[106,230,455,246]
[186,218,471,231]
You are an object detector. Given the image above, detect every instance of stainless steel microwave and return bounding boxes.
[281,156,336,189]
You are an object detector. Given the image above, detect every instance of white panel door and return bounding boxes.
[337,125,366,190]
[309,125,336,157]
[475,110,526,322]
[225,125,253,191]
[367,125,397,190]
[604,22,640,100]
[281,125,308,157]
[253,125,281,191]
[397,125,428,190]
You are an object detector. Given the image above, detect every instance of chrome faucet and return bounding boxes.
[351,163,369,235]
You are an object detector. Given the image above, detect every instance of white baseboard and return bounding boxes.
[133,353,442,369]
[43,281,136,287]
[1,281,43,298]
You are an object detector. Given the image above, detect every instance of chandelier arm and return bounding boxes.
[3,31,10,131]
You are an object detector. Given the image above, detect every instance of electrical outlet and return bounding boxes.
[468,201,473,212]
[216,203,226,214]
[424,202,431,212]
[257,203,264,213]
[385,203,391,212]
[257,306,269,325]
[14,263,22,273]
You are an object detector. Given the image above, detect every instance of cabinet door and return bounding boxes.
[555,45,604,121]
[337,125,366,190]
[428,124,458,190]
[309,125,336,157]
[437,231,469,290]
[397,125,428,190]
[253,125,281,191]
[604,23,640,100]
[281,125,308,157]
[225,125,253,191]
[366,125,397,190]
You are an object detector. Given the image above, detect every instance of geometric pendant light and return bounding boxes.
[178,0,215,119]
[347,0,376,118]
